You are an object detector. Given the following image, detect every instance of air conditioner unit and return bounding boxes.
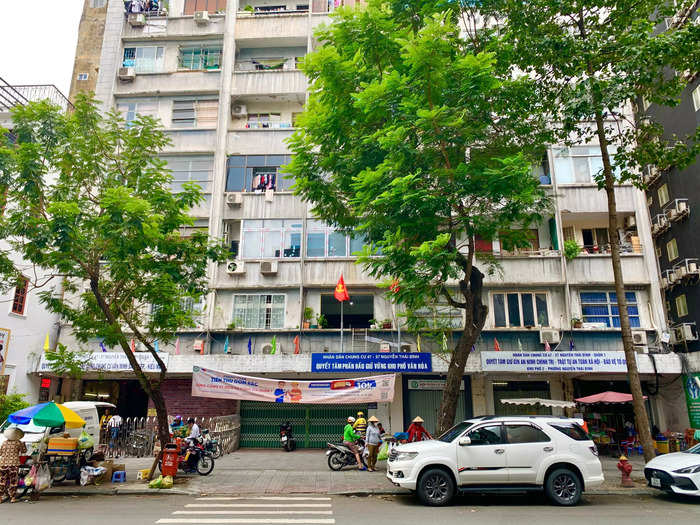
[661,277,668,289]
[659,215,667,226]
[226,192,243,207]
[194,10,210,24]
[689,261,698,274]
[647,166,659,181]
[261,343,281,355]
[118,67,135,81]
[678,201,689,213]
[625,216,636,229]
[676,265,687,279]
[631,330,648,346]
[226,259,245,274]
[128,13,146,27]
[669,208,679,220]
[539,329,561,344]
[193,339,206,353]
[399,343,413,353]
[260,260,278,274]
[675,323,698,342]
[668,272,677,283]
[635,345,649,354]
[652,223,660,235]
[231,104,248,118]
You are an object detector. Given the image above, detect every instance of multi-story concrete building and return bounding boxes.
[43,0,694,445]
[0,78,71,403]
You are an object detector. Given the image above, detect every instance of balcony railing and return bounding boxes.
[0,77,71,113]
[234,58,300,72]
[237,7,309,15]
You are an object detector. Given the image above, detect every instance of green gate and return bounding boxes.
[240,401,368,448]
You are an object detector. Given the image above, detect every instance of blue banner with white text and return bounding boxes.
[311,352,432,373]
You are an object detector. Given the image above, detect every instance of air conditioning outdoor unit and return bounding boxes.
[118,67,135,81]
[539,329,561,344]
[652,223,660,235]
[661,277,668,289]
[675,323,698,342]
[625,216,636,229]
[231,104,248,118]
[631,330,648,346]
[226,192,243,207]
[678,201,689,213]
[194,10,210,24]
[260,260,278,274]
[262,343,281,354]
[226,259,245,274]
[193,339,206,354]
[128,13,146,27]
[676,265,688,279]
[689,261,698,274]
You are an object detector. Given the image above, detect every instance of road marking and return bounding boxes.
[197,497,332,501]
[156,518,335,525]
[185,504,332,508]
[173,511,334,516]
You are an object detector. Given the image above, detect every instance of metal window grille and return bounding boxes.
[11,277,28,315]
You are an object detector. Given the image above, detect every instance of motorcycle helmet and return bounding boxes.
[357,411,364,417]
[347,416,356,423]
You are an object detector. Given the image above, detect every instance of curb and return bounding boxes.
[43,487,199,497]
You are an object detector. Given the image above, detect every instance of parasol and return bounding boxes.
[8,401,85,428]
[500,398,576,409]
[575,391,647,404]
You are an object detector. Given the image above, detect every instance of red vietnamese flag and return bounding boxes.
[334,274,350,302]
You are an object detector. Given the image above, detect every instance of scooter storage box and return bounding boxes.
[47,437,79,455]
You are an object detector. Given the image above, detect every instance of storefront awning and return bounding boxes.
[575,391,647,404]
[500,397,576,408]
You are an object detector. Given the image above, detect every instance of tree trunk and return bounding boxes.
[594,111,656,463]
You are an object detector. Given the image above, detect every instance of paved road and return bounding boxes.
[4,492,700,524]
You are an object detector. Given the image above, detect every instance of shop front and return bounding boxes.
[402,376,473,436]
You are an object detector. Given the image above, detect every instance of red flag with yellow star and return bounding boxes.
[334,274,350,302]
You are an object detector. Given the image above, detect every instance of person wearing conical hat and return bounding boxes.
[365,416,382,472]
[0,427,26,503]
[407,416,432,443]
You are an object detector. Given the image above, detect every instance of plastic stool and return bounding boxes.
[112,471,126,483]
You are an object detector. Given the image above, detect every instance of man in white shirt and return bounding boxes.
[107,414,123,457]
[186,418,200,441]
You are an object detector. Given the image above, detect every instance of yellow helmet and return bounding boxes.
[357,411,364,417]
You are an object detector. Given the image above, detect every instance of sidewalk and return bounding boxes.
[44,449,655,497]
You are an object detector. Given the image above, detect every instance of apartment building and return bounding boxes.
[45,0,693,445]
[0,79,70,402]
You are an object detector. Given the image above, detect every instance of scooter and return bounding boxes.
[201,429,223,459]
[160,439,215,476]
[326,440,365,471]
[280,422,296,452]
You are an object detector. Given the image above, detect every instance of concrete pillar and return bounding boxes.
[471,374,487,416]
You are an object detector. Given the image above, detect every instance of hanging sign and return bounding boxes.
[192,367,396,404]
[481,351,628,373]
[408,379,464,391]
[683,374,700,428]
[311,352,432,373]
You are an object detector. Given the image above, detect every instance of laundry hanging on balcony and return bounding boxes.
[251,59,286,71]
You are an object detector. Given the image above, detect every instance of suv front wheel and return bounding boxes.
[545,468,582,506]
[417,468,455,506]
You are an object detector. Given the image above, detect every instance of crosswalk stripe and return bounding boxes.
[197,497,332,501]
[185,504,332,508]
[173,511,334,516]
[156,519,335,524]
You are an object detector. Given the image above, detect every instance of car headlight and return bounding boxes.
[673,464,700,474]
[395,451,419,462]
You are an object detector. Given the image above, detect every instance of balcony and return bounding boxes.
[163,128,218,153]
[235,12,310,46]
[664,198,690,223]
[123,14,225,40]
[231,70,307,98]
[651,213,670,236]
[222,193,306,219]
[557,185,637,214]
[484,252,564,286]
[115,70,220,96]
[566,253,649,285]
[227,129,293,154]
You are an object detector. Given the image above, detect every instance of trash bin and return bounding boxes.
[162,443,179,477]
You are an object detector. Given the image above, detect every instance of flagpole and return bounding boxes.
[340,300,344,353]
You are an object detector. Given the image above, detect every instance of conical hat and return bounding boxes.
[412,416,424,423]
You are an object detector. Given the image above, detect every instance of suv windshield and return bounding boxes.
[683,443,700,454]
[437,421,472,443]
[549,422,589,441]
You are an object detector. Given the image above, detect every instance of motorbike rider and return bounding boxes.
[343,416,366,471]
[353,411,367,437]
[171,415,185,437]
[184,418,202,472]
[280,421,293,437]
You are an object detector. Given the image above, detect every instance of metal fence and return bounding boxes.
[103,414,240,457]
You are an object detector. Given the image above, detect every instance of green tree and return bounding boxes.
[0,392,29,424]
[288,1,551,433]
[482,0,700,460]
[0,95,224,452]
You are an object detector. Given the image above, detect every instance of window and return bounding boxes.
[77,73,89,81]
[172,98,218,128]
[233,294,285,329]
[466,424,503,446]
[246,113,289,129]
[553,146,618,184]
[116,99,158,127]
[11,277,28,315]
[676,294,688,318]
[656,246,662,258]
[667,238,679,261]
[492,292,549,327]
[123,46,165,74]
[241,220,302,259]
[184,0,226,15]
[179,45,222,70]
[92,0,106,7]
[414,303,464,329]
[226,155,294,192]
[658,184,670,207]
[305,220,365,258]
[164,156,214,206]
[505,424,550,444]
[550,423,589,441]
[693,85,700,112]
[579,291,640,328]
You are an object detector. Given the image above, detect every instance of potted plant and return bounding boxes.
[316,313,328,329]
[571,317,583,329]
[564,239,581,261]
[303,307,313,329]
[243,4,254,12]
[381,319,393,329]
[368,319,378,329]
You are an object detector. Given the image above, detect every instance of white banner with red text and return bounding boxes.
[191,366,396,404]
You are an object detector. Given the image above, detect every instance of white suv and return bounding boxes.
[387,416,603,506]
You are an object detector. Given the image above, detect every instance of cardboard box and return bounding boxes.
[112,463,126,474]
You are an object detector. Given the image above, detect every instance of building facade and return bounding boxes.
[42,0,694,445]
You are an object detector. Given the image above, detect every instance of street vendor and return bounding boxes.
[0,427,27,503]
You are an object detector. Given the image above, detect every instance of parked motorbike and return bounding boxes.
[201,429,223,459]
[326,440,365,471]
[160,438,215,476]
[280,422,296,452]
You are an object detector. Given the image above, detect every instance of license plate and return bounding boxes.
[651,477,661,487]
[282,436,287,442]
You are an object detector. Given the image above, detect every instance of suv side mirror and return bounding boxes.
[458,436,471,446]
